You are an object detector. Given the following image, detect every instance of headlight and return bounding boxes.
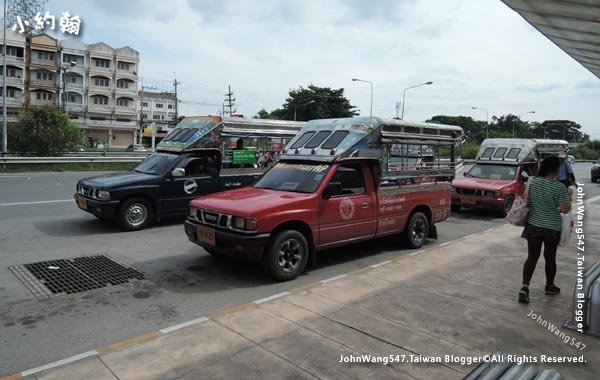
[96,190,110,200]
[483,191,496,197]
[189,207,198,218]
[232,216,258,231]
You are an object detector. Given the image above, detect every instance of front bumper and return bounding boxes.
[74,193,119,219]
[184,219,270,261]
[451,193,505,210]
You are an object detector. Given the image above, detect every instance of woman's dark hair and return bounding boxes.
[538,156,561,177]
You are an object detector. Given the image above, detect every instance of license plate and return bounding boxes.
[460,196,476,205]
[197,225,216,246]
[76,195,87,210]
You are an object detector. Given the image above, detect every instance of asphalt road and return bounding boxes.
[0,164,597,375]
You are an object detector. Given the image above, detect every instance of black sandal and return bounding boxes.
[518,286,530,303]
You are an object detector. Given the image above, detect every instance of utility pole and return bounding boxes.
[395,102,401,119]
[224,85,235,116]
[173,78,180,124]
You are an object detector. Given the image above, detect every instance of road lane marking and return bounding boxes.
[20,350,97,377]
[160,316,210,334]
[586,195,600,204]
[370,260,392,268]
[408,249,427,256]
[320,274,347,283]
[0,199,72,206]
[438,242,452,247]
[254,291,291,304]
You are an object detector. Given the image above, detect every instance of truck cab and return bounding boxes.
[184,117,464,281]
[74,116,304,230]
[451,138,569,216]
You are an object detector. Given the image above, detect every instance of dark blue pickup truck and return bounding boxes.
[74,116,303,230]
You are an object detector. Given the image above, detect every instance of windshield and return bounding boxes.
[132,153,178,175]
[254,162,331,193]
[466,164,516,180]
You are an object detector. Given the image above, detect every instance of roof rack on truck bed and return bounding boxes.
[158,116,305,152]
[476,138,569,164]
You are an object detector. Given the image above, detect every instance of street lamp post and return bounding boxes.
[472,107,489,138]
[2,0,8,156]
[513,110,535,138]
[352,78,372,117]
[60,61,76,111]
[401,81,433,120]
[293,100,315,121]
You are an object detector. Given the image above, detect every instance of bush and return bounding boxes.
[8,106,82,156]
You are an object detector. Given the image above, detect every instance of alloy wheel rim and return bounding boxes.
[277,239,302,273]
[411,218,426,244]
[126,204,147,226]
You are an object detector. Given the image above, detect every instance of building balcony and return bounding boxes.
[116,69,137,79]
[88,104,112,113]
[2,77,24,86]
[64,102,85,112]
[88,65,113,74]
[5,55,25,65]
[29,79,57,88]
[89,85,112,94]
[87,118,112,127]
[112,119,138,128]
[0,97,24,106]
[64,82,85,90]
[114,87,137,96]
[115,105,137,115]
[30,98,56,107]
[30,58,57,69]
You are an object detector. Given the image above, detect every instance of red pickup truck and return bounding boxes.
[451,138,569,216]
[184,117,463,280]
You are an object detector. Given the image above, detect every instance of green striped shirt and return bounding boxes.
[527,177,568,231]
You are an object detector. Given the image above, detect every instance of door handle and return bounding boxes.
[361,201,369,208]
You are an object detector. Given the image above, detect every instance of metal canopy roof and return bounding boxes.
[502,0,600,79]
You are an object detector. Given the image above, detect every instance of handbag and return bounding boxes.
[559,212,573,246]
[506,179,530,227]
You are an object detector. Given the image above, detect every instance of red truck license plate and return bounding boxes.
[197,225,216,246]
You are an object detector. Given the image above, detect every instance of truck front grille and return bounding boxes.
[455,187,479,196]
[198,210,231,228]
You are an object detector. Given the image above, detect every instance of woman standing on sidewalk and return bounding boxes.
[519,156,571,303]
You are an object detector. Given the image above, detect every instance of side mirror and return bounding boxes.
[323,182,342,199]
[171,168,185,177]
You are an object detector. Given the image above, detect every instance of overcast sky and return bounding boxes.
[45,0,600,137]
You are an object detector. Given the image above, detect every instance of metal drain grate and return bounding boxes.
[9,255,144,300]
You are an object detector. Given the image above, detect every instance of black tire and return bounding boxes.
[262,230,309,281]
[403,212,429,249]
[117,197,153,231]
[500,195,515,218]
[451,204,461,212]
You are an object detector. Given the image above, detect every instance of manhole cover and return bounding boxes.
[9,255,144,300]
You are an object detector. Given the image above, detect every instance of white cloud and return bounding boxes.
[46,0,599,135]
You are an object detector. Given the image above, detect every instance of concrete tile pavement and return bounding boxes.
[13,202,600,380]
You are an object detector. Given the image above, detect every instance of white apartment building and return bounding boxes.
[1,31,141,148]
[138,91,177,140]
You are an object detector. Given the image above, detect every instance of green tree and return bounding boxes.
[254,108,275,119]
[8,106,82,156]
[259,85,359,121]
[427,115,487,144]
[533,120,588,142]
[490,114,535,139]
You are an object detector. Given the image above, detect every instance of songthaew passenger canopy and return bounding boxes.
[476,139,569,164]
[157,116,305,152]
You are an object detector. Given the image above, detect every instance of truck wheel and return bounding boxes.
[451,204,461,212]
[500,195,514,218]
[403,212,429,249]
[263,230,309,281]
[117,197,152,231]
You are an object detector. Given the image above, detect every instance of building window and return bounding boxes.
[67,74,79,84]
[117,62,132,70]
[0,89,16,97]
[94,59,110,68]
[36,92,53,100]
[36,71,53,81]
[117,98,130,107]
[93,96,108,105]
[94,77,109,87]
[141,101,148,107]
[37,51,54,60]
[67,93,81,103]
[152,114,161,120]
[116,118,131,122]
[117,80,130,89]
[63,54,82,65]
[142,113,148,119]
[167,104,173,109]
[155,103,163,108]
[7,47,17,56]
[7,68,16,77]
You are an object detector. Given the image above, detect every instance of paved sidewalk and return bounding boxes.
[6,202,599,380]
